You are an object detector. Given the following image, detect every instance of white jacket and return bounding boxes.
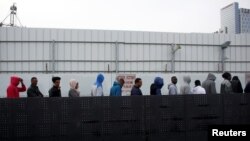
[91,85,103,96]
[192,86,206,94]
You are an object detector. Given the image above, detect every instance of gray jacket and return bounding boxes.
[180,76,192,94]
[168,83,178,95]
[68,89,80,97]
[202,73,217,94]
[220,80,232,94]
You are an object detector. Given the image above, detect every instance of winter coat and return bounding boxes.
[49,86,61,97]
[7,76,26,98]
[168,83,178,95]
[180,76,192,94]
[244,82,250,93]
[91,74,104,96]
[68,79,80,97]
[192,86,206,94]
[202,73,217,94]
[27,85,43,97]
[110,81,122,96]
[131,85,143,96]
[220,80,232,94]
[231,79,243,93]
[150,77,164,95]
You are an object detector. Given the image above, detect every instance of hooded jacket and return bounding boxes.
[244,82,250,93]
[7,76,26,98]
[180,76,192,94]
[220,79,232,94]
[68,79,80,97]
[91,74,104,96]
[202,73,217,94]
[110,81,123,96]
[231,76,243,93]
[150,77,164,95]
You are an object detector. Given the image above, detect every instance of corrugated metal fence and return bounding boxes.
[0,27,250,73]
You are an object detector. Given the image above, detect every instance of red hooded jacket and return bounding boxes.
[7,76,26,98]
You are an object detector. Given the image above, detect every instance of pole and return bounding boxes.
[115,41,119,74]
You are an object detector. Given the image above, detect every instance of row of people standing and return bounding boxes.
[6,72,250,98]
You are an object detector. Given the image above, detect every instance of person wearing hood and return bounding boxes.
[110,78,125,96]
[150,77,164,95]
[168,76,178,95]
[7,75,26,98]
[202,73,217,94]
[27,77,43,97]
[180,76,192,94]
[91,74,105,96]
[244,81,250,93]
[68,79,80,97]
[49,76,61,97]
[220,72,232,94]
[192,80,206,94]
[231,76,243,93]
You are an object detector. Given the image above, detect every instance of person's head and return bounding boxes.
[119,78,125,87]
[69,79,78,89]
[171,76,178,84]
[207,73,216,81]
[195,80,201,87]
[52,77,61,87]
[134,78,142,88]
[154,77,164,89]
[232,76,239,81]
[222,72,231,81]
[31,77,38,86]
[183,76,191,84]
[95,74,104,88]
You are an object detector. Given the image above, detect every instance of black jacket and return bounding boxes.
[231,80,243,93]
[245,82,250,93]
[131,86,143,96]
[49,86,61,97]
[27,85,43,97]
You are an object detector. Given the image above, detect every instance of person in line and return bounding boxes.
[131,78,143,96]
[180,76,192,94]
[68,79,80,97]
[220,72,232,94]
[244,80,250,93]
[231,76,243,93]
[49,76,61,97]
[110,78,125,96]
[7,75,26,98]
[192,80,206,94]
[168,76,178,95]
[150,77,164,95]
[27,77,43,97]
[91,74,105,96]
[202,73,217,94]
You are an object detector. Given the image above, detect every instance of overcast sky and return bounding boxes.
[0,0,250,33]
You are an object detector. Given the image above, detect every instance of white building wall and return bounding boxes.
[0,27,250,73]
[0,27,250,97]
[240,8,250,33]
[220,2,241,34]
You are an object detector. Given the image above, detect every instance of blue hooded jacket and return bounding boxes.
[110,81,122,96]
[95,74,104,88]
[150,77,164,95]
